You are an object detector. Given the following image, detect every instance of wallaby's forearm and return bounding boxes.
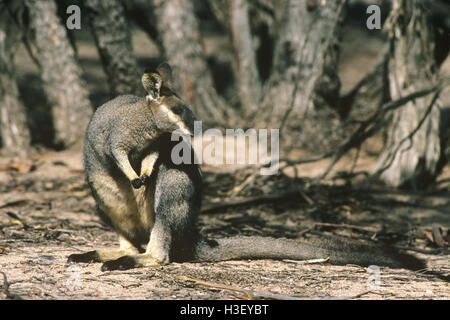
[111,147,139,182]
[141,152,159,177]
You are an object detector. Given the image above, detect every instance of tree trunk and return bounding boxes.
[374,0,441,188]
[124,0,161,50]
[26,0,92,148]
[0,8,31,157]
[439,104,450,173]
[254,0,347,149]
[84,0,142,97]
[229,0,262,119]
[340,46,390,119]
[153,0,235,126]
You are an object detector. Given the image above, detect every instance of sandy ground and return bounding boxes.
[0,150,448,300]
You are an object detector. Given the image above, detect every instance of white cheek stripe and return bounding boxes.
[160,104,191,135]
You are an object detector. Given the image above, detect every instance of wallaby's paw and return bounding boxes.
[131,178,143,189]
[67,251,101,263]
[140,174,149,185]
[131,174,149,189]
[101,256,137,271]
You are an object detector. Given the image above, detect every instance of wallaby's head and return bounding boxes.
[143,63,196,136]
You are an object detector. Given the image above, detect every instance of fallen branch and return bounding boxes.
[314,222,378,233]
[5,211,31,230]
[177,275,375,300]
[201,189,300,214]
[227,172,257,196]
[393,245,444,255]
[177,275,255,299]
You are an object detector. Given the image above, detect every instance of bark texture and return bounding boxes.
[0,7,31,157]
[84,0,142,97]
[254,0,347,149]
[374,0,441,188]
[229,0,262,119]
[26,0,92,148]
[153,0,234,126]
[125,0,161,50]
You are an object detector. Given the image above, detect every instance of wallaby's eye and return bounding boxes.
[172,106,183,115]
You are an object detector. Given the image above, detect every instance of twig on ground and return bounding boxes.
[201,189,300,214]
[227,172,257,196]
[177,275,259,299]
[393,245,444,255]
[314,222,378,233]
[283,257,330,264]
[177,275,376,300]
[292,183,314,205]
[0,272,23,300]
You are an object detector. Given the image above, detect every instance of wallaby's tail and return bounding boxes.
[193,236,425,270]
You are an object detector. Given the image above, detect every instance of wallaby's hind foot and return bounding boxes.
[68,236,140,264]
[101,253,168,271]
[68,248,136,264]
[68,250,102,263]
[101,223,172,271]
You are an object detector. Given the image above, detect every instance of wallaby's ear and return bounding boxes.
[156,62,173,89]
[142,71,162,101]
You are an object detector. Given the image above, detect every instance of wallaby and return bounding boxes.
[68,63,425,271]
